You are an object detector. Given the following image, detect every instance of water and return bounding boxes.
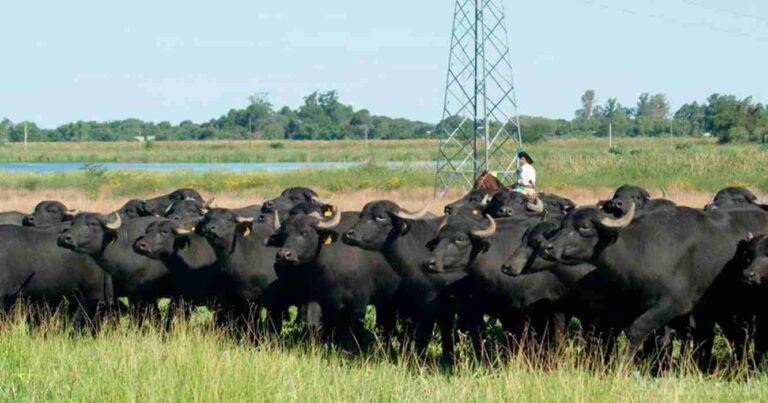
[0,161,433,173]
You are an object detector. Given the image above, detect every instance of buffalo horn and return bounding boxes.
[526,197,544,213]
[315,207,341,229]
[598,202,636,228]
[394,206,429,220]
[273,211,281,231]
[105,212,122,230]
[471,215,497,238]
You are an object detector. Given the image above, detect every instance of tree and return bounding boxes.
[576,90,597,120]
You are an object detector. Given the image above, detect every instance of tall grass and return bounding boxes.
[0,311,766,402]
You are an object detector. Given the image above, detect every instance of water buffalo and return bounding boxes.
[57,213,175,324]
[270,208,400,349]
[261,187,330,217]
[0,225,111,329]
[163,199,209,226]
[601,184,676,218]
[483,189,547,218]
[444,189,495,216]
[116,199,148,221]
[197,208,284,334]
[537,203,768,363]
[343,200,465,362]
[23,200,78,227]
[133,220,219,310]
[704,187,767,212]
[424,214,593,354]
[141,188,204,216]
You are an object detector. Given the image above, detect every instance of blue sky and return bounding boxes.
[1,0,766,127]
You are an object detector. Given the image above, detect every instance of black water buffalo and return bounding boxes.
[197,208,283,334]
[537,203,768,360]
[141,188,204,216]
[483,189,547,218]
[163,199,209,226]
[704,187,767,212]
[23,200,78,227]
[261,187,330,217]
[601,185,676,218]
[57,213,175,322]
[444,189,495,215]
[0,225,111,328]
[133,220,219,309]
[343,201,465,361]
[424,214,593,353]
[270,208,400,348]
[742,235,768,285]
[116,199,148,221]
[730,235,768,366]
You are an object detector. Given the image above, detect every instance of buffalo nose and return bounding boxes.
[444,206,453,214]
[501,264,512,274]
[423,258,437,271]
[173,216,181,221]
[63,234,73,244]
[542,242,554,254]
[26,216,35,222]
[345,229,355,238]
[137,241,148,251]
[264,201,273,209]
[502,207,514,216]
[278,249,294,260]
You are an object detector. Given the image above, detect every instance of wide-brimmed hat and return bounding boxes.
[518,151,534,164]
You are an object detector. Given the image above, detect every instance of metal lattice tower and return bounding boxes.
[434,0,523,195]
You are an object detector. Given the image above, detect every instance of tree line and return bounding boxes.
[0,90,765,144]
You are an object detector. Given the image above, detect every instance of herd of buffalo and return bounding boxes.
[1,184,767,371]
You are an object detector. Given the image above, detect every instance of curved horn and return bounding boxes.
[173,226,192,235]
[65,209,80,216]
[273,211,281,232]
[659,186,669,199]
[236,215,254,224]
[315,207,341,229]
[471,215,497,238]
[598,202,636,228]
[164,203,175,215]
[526,197,544,213]
[104,212,122,230]
[204,197,216,209]
[394,205,429,220]
[438,216,449,232]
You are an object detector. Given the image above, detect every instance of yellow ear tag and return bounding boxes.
[324,210,333,217]
[243,227,251,238]
[323,234,333,245]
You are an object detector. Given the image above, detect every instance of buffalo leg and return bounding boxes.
[624,301,688,358]
[437,309,457,366]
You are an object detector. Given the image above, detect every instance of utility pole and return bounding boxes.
[608,123,613,150]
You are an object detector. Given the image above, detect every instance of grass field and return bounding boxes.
[1,315,767,402]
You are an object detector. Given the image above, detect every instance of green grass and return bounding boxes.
[0,315,766,402]
[1,137,767,195]
[0,139,438,163]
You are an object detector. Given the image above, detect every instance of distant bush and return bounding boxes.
[718,126,751,144]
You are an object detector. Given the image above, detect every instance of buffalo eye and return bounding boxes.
[375,215,387,222]
[578,224,591,232]
[736,198,744,203]
[455,235,468,244]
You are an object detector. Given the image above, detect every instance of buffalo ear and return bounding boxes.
[425,238,439,251]
[264,233,283,247]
